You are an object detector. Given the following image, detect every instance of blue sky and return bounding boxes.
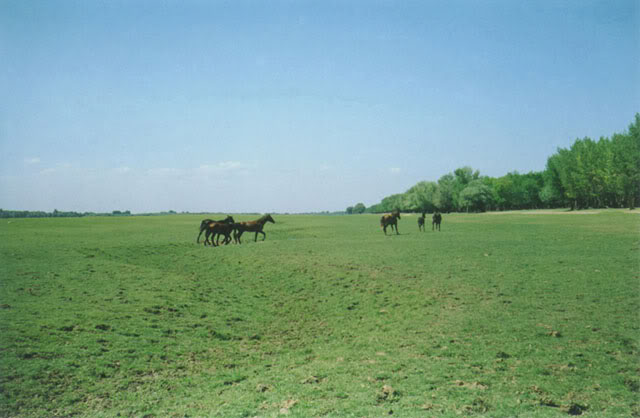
[1,0,638,213]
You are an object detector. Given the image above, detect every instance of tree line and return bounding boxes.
[0,209,132,219]
[349,114,640,214]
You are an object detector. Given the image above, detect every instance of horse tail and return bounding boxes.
[198,220,215,243]
[196,222,202,243]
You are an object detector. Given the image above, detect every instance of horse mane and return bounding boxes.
[257,214,274,224]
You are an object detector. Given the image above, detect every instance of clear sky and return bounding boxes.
[1,0,638,213]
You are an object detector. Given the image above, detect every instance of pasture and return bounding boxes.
[1,211,638,417]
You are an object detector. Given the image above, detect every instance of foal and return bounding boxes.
[418,212,426,232]
[432,212,442,231]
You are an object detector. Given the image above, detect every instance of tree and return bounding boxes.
[452,167,479,210]
[493,174,516,210]
[437,174,456,212]
[346,206,354,215]
[543,152,568,208]
[379,194,405,213]
[611,114,640,209]
[404,181,440,212]
[454,166,479,185]
[458,180,495,212]
[353,203,366,214]
[365,115,639,212]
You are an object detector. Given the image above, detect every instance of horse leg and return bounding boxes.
[395,223,400,235]
[259,231,266,241]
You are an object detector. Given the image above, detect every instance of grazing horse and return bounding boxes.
[196,216,234,245]
[380,210,401,235]
[418,212,426,232]
[432,212,442,231]
[233,214,275,244]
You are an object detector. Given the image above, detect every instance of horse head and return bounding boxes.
[264,214,275,224]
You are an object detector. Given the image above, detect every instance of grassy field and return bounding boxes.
[1,211,638,417]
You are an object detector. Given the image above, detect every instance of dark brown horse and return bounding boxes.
[380,210,401,235]
[197,216,234,245]
[233,214,275,244]
[205,221,236,246]
[418,212,426,232]
[432,212,442,231]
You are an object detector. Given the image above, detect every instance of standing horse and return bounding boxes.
[380,210,401,235]
[418,212,426,232]
[432,212,442,231]
[197,216,234,245]
[233,214,275,244]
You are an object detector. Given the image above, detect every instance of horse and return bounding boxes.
[198,216,227,243]
[380,210,401,235]
[196,215,234,245]
[205,220,236,246]
[233,214,275,244]
[418,212,426,232]
[432,212,442,231]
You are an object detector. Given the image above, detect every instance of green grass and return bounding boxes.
[1,211,638,417]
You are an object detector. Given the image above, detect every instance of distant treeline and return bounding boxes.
[0,209,133,219]
[351,114,640,213]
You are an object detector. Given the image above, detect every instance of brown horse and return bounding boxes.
[418,212,426,232]
[205,221,236,246]
[197,216,235,245]
[380,210,401,235]
[233,214,275,244]
[432,212,442,231]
